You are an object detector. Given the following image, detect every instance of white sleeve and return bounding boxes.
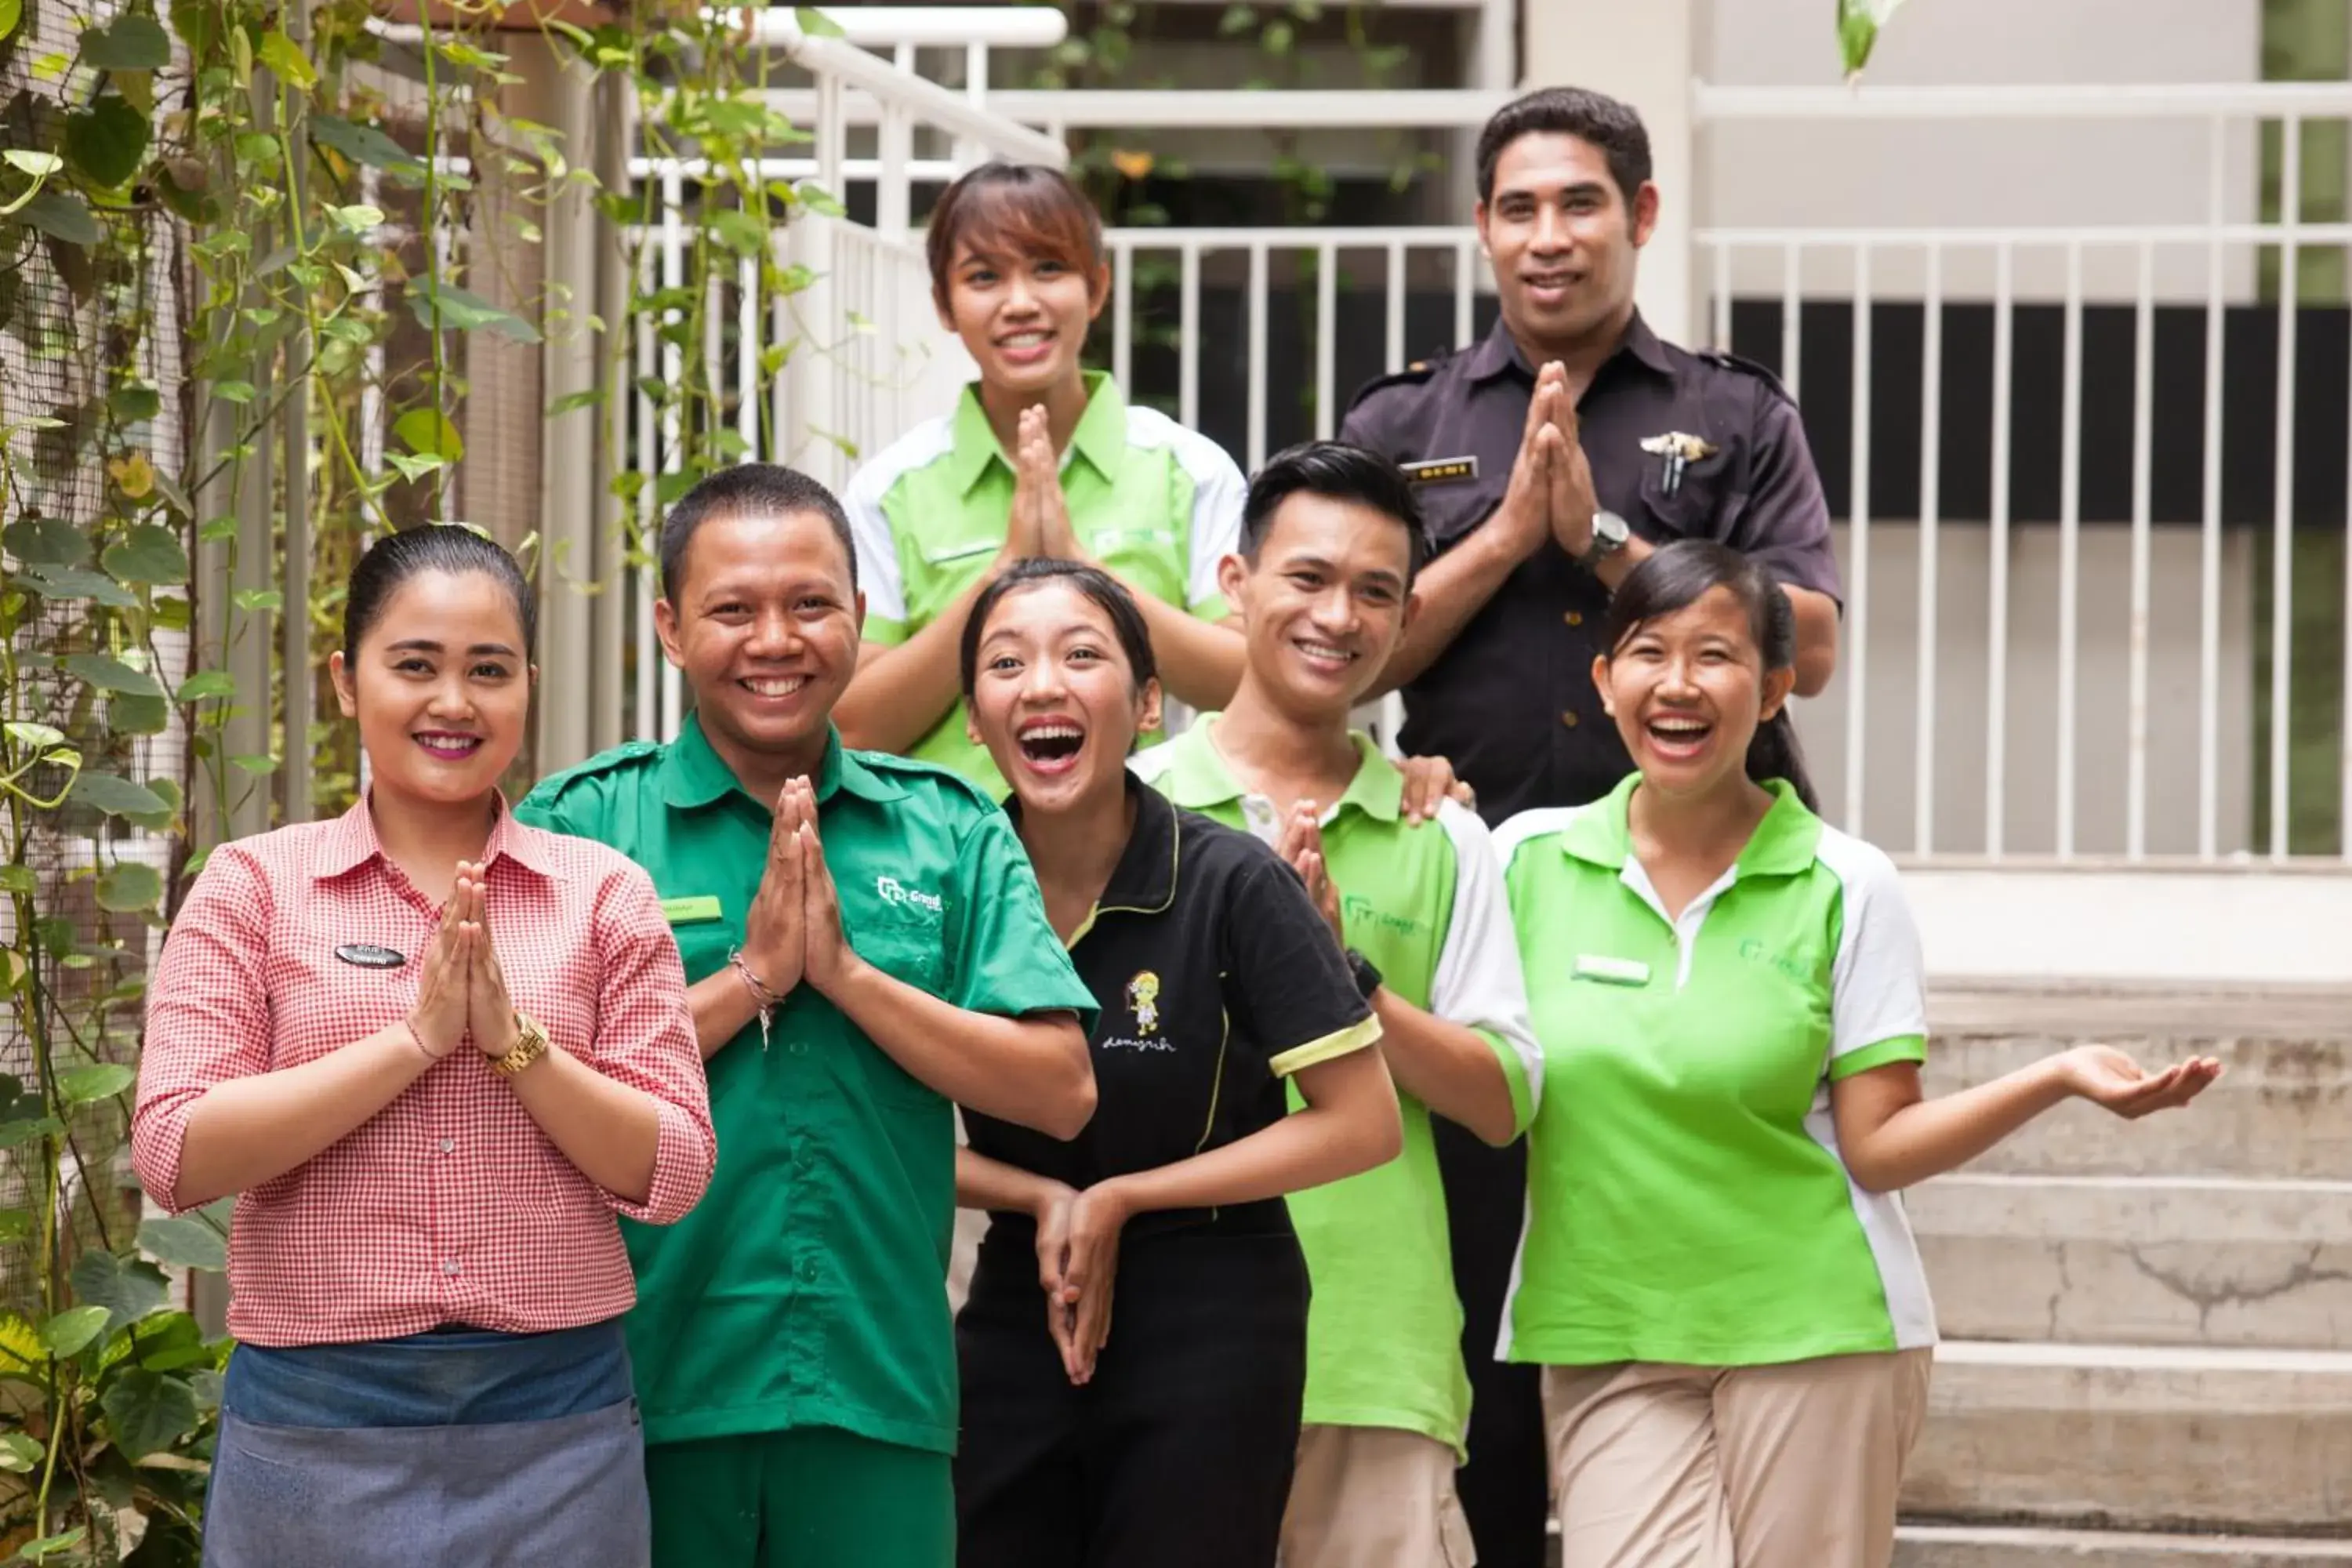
[1818,833,1929,1066]
[1181,439,1246,610]
[1430,802,1544,1113]
[842,460,908,628]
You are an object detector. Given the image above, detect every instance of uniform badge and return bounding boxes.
[1639,431,1717,496]
[1126,971,1161,1035]
[1399,456,1479,486]
[335,943,407,970]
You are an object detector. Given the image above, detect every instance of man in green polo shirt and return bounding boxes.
[517,463,1098,1568]
[1127,441,1543,1567]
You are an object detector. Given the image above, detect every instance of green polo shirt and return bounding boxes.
[1129,720,1541,1456]
[844,371,1244,797]
[1494,775,1938,1370]
[516,717,1097,1454]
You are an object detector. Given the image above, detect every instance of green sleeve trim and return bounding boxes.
[1269,1013,1383,1078]
[1829,1034,1928,1080]
[862,615,910,648]
[1481,1028,1536,1134]
[1187,592,1231,623]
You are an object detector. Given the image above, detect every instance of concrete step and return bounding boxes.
[1923,986,2352,1180]
[1896,1524,2352,1566]
[1911,1174,2352,1350]
[1903,1341,2352,1534]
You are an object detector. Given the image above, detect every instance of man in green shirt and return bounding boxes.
[1127,441,1542,1567]
[517,463,1099,1568]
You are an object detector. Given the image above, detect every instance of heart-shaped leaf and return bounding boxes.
[107,693,168,737]
[2,516,88,568]
[61,653,162,698]
[78,13,169,69]
[175,670,235,702]
[136,1216,227,1272]
[310,115,426,184]
[39,1305,111,1358]
[18,191,100,246]
[393,407,463,461]
[67,771,167,819]
[14,568,135,608]
[69,1250,168,1334]
[57,1063,134,1104]
[100,521,187,585]
[63,95,149,189]
[94,862,161,912]
[100,1369,198,1460]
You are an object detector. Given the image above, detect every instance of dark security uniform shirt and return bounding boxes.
[964,778,1381,1243]
[1341,311,1842,825]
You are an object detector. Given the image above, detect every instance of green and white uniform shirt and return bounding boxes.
[1495,774,1937,1370]
[1130,720,1542,1456]
[844,372,1243,797]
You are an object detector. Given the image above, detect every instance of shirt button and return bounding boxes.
[798,1259,820,1283]
[442,1258,462,1276]
[1561,710,1580,729]
[1564,611,1584,627]
[438,1138,456,1155]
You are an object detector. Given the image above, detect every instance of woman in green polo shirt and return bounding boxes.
[836,161,1247,800]
[1494,541,2221,1568]
[949,558,1403,1568]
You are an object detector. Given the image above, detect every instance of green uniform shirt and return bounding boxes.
[517,717,1097,1454]
[1495,775,1938,1370]
[844,371,1243,797]
[1130,720,1541,1455]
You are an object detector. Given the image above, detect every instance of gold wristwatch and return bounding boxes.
[489,1012,551,1078]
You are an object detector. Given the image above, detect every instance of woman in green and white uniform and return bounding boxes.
[1494,540,2221,1568]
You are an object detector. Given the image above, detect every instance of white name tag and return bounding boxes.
[1573,954,1652,986]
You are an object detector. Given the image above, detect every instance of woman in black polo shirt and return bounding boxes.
[951,558,1403,1568]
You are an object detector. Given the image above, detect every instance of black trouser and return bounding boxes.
[1436,1117,1551,1568]
[956,1220,1308,1568]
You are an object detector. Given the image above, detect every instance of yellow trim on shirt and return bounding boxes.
[1269,1014,1384,1079]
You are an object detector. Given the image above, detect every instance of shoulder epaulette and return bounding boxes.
[1694,348,1799,405]
[847,746,1000,811]
[1343,347,1457,414]
[531,739,662,796]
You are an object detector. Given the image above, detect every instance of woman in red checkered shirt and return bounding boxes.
[133,526,716,1568]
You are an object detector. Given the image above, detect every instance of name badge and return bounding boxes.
[335,943,407,970]
[1573,954,1651,987]
[661,895,724,926]
[1400,456,1479,485]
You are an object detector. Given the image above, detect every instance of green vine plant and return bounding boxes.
[0,0,845,1558]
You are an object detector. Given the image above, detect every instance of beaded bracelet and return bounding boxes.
[729,948,778,1051]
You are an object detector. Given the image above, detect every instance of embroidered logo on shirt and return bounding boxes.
[1341,894,1425,939]
[874,875,944,914]
[1126,971,1161,1034]
[334,943,407,970]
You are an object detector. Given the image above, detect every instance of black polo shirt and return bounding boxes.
[964,778,1379,1240]
[1339,311,1842,825]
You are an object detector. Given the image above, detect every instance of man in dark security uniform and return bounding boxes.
[1338,85,1845,1568]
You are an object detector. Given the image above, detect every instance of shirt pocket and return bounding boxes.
[1086,526,1185,602]
[1416,475,1506,549]
[1635,447,1741,542]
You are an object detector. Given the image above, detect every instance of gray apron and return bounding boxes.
[201,1322,649,1568]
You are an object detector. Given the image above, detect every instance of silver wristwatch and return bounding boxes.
[1577,509,1631,568]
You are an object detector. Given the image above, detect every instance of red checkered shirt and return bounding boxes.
[133,797,715,1347]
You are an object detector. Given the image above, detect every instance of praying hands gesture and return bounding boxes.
[1276,803,1347,947]
[735,778,857,1007]
[1005,404,1081,566]
[405,863,519,1061]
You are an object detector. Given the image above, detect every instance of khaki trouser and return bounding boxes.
[1280,1425,1477,1568]
[1542,1349,1934,1568]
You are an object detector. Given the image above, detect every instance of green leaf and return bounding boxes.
[137,1215,227,1272]
[100,1369,199,1461]
[79,13,169,69]
[94,862,161,912]
[70,1250,169,1334]
[108,383,162,422]
[1837,0,1908,78]
[793,5,846,38]
[310,115,427,184]
[796,182,844,219]
[393,407,463,461]
[232,588,282,613]
[257,28,318,90]
[230,753,278,777]
[63,95,149,189]
[61,652,163,698]
[15,568,135,608]
[66,771,167,819]
[100,522,188,585]
[546,387,605,418]
[0,1432,40,1475]
[408,281,541,344]
[326,202,383,233]
[383,451,446,483]
[19,190,100,246]
[175,670,235,702]
[2,516,88,568]
[0,867,34,896]
[709,208,768,256]
[2,150,60,178]
[108,692,169,736]
[0,0,19,44]
[4,722,64,752]
[210,379,257,405]
[58,1062,135,1103]
[0,1116,64,1150]
[39,1305,110,1358]
[16,1526,89,1562]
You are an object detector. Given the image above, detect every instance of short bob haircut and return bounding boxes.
[924,162,1106,314]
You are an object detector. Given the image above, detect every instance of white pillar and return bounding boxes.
[1523,0,1699,347]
